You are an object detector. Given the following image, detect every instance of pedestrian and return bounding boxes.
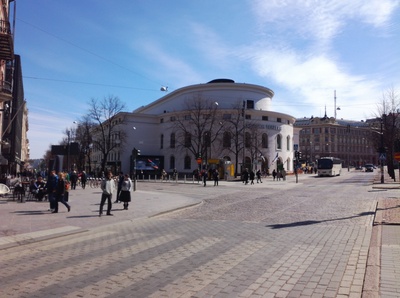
[114,172,124,203]
[161,169,167,181]
[45,170,58,212]
[99,171,115,216]
[80,171,87,189]
[256,169,262,183]
[213,169,219,186]
[202,170,207,187]
[53,172,71,213]
[69,170,78,190]
[243,168,249,185]
[272,169,277,181]
[249,170,255,185]
[119,174,133,210]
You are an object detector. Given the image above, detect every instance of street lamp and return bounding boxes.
[379,115,386,184]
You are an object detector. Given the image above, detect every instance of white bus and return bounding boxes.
[317,157,342,177]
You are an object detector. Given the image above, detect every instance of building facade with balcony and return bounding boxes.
[0,1,29,176]
[89,79,299,178]
[294,113,377,168]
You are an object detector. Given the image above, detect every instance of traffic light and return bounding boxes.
[132,147,141,158]
[298,151,302,159]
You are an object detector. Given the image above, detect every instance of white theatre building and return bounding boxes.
[93,79,299,179]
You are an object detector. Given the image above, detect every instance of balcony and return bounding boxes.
[0,20,14,60]
[0,80,12,102]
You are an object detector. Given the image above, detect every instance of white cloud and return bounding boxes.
[250,0,399,42]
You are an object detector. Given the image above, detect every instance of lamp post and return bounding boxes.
[380,116,385,184]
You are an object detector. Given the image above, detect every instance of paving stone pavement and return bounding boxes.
[0,172,399,297]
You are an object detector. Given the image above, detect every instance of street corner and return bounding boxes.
[374,198,400,225]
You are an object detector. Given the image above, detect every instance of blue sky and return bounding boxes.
[15,0,400,159]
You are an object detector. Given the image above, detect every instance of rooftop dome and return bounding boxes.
[207,78,235,84]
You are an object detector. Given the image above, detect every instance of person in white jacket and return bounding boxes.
[119,174,133,210]
[99,171,115,216]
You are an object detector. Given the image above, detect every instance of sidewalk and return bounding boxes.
[0,181,205,249]
[367,168,400,297]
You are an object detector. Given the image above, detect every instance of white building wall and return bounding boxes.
[107,81,296,176]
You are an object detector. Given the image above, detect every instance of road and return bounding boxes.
[0,170,392,297]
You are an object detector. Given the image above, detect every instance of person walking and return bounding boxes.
[69,170,78,190]
[53,172,71,213]
[114,172,124,203]
[202,170,207,187]
[243,168,249,185]
[80,171,87,189]
[256,169,262,183]
[213,169,219,186]
[46,170,58,212]
[99,171,115,216]
[119,174,132,210]
[272,169,277,181]
[249,170,255,185]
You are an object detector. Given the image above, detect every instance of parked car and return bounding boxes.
[365,164,374,172]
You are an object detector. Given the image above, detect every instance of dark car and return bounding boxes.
[365,164,374,172]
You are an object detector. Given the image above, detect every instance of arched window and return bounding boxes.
[184,155,191,169]
[262,133,268,148]
[160,134,164,149]
[170,133,175,148]
[286,135,290,151]
[185,132,191,148]
[223,131,231,148]
[169,155,175,169]
[277,134,282,150]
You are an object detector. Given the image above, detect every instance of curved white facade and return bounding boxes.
[104,80,297,178]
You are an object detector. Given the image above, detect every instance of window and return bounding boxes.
[277,118,282,123]
[262,133,268,148]
[262,116,268,121]
[223,114,232,120]
[277,134,282,150]
[184,115,191,120]
[223,131,231,148]
[286,135,290,151]
[169,156,175,170]
[160,134,164,149]
[245,114,251,120]
[246,100,254,109]
[184,155,191,169]
[184,132,191,148]
[245,132,251,148]
[170,116,176,121]
[170,133,175,148]
[160,118,164,123]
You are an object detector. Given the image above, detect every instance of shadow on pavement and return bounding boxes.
[266,211,375,229]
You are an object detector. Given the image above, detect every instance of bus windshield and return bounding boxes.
[318,159,333,169]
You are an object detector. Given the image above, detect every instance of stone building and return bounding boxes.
[90,79,299,178]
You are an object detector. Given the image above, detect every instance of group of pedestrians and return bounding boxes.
[45,170,71,213]
[200,168,220,187]
[242,169,263,185]
[112,172,133,211]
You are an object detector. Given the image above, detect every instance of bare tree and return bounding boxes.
[74,115,95,173]
[222,101,246,177]
[371,87,400,180]
[172,93,223,168]
[87,95,127,173]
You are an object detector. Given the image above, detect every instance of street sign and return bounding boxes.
[294,144,299,151]
[395,152,400,161]
[379,153,386,161]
